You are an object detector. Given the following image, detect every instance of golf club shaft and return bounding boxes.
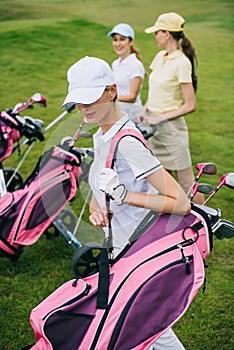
[203,186,220,205]
[68,118,86,147]
[187,178,199,197]
[6,143,35,187]
[73,187,92,236]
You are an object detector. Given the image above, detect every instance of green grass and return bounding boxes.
[0,0,233,349]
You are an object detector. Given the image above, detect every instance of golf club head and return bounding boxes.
[189,182,213,200]
[60,136,73,146]
[219,172,234,189]
[29,93,47,107]
[12,102,26,114]
[197,183,213,194]
[195,162,217,176]
[212,219,234,240]
[64,102,76,112]
[203,172,234,205]
[80,131,92,138]
[193,203,221,218]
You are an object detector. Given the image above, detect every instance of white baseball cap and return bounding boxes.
[62,56,115,107]
[107,23,135,39]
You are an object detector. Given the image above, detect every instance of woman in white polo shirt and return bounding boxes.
[62,55,191,350]
[135,12,204,204]
[107,23,145,121]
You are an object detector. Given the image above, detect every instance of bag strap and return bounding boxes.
[106,128,150,250]
[106,128,150,169]
[96,128,149,309]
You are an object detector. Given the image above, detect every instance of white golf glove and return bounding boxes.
[99,168,127,206]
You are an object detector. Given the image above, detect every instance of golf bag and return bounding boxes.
[27,128,215,350]
[28,206,213,350]
[0,144,82,260]
[0,110,44,163]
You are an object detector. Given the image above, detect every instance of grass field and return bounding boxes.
[0,0,233,349]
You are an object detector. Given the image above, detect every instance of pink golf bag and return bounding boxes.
[0,111,21,162]
[0,144,82,260]
[26,128,218,350]
[0,110,44,163]
[28,205,214,350]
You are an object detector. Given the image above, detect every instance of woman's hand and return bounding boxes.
[135,114,151,126]
[135,114,165,126]
[89,207,113,227]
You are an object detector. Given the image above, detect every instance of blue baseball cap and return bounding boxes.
[108,23,135,39]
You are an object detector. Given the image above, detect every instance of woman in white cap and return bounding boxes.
[107,23,145,121]
[63,55,190,350]
[135,12,204,204]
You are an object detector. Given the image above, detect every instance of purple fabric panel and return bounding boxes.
[44,312,93,350]
[36,149,76,179]
[0,194,27,240]
[124,213,196,257]
[113,260,194,350]
[36,158,62,179]
[44,289,98,350]
[26,180,70,229]
[0,136,7,156]
[0,146,6,156]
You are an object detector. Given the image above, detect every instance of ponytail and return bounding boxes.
[170,31,198,92]
[129,39,143,62]
[129,39,147,76]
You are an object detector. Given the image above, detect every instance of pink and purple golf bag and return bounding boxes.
[0,110,22,163]
[0,110,44,163]
[26,129,216,350]
[0,144,82,260]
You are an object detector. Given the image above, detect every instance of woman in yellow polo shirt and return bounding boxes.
[135,12,204,204]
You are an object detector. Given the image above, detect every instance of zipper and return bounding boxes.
[13,171,70,241]
[42,283,91,321]
[89,241,194,349]
[41,283,91,350]
[107,257,193,349]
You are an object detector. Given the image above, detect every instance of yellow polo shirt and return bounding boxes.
[148,49,192,114]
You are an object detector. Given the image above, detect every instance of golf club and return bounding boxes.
[6,104,77,189]
[212,219,234,240]
[12,93,47,114]
[189,182,213,201]
[203,172,234,205]
[187,162,217,197]
[68,118,87,148]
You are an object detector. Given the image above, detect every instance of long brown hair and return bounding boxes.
[129,38,148,76]
[170,31,198,92]
[129,38,143,62]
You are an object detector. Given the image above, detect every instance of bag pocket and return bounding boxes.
[108,256,195,350]
[14,172,75,245]
[43,284,98,350]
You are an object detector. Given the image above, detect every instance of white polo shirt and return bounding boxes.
[88,115,162,256]
[112,53,145,120]
[148,49,192,114]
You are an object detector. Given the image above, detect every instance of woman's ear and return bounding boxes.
[166,31,171,39]
[109,84,117,101]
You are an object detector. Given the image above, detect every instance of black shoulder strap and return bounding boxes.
[96,128,149,309]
